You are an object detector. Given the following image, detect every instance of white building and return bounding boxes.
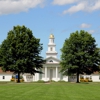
[0,68,13,82]
[0,34,100,82]
[23,34,68,82]
[39,34,68,82]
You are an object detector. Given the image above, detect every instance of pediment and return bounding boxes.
[45,57,60,64]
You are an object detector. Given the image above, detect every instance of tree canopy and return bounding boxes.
[0,25,45,82]
[60,30,100,83]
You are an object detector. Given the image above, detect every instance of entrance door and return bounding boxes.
[50,69,53,81]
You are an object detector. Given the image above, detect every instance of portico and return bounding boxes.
[43,64,60,81]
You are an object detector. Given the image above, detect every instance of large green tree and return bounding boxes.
[60,30,100,83]
[0,25,45,83]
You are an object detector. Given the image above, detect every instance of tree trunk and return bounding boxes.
[17,72,20,83]
[76,69,79,83]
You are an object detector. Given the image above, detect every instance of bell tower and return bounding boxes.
[46,34,58,58]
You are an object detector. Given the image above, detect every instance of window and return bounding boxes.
[49,60,53,62]
[53,39,54,43]
[2,76,5,79]
[50,47,52,51]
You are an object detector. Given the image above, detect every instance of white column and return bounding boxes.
[45,67,47,81]
[56,67,58,81]
[35,73,38,81]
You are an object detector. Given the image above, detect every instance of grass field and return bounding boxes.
[0,82,100,100]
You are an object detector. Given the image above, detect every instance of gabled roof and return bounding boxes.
[0,67,13,74]
[45,56,60,64]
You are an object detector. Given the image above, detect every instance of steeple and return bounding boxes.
[46,34,58,58]
[49,34,54,39]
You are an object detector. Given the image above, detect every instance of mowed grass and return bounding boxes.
[0,82,100,100]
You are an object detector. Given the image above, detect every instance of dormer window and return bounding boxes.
[49,60,53,62]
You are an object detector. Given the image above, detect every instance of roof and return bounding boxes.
[45,56,60,62]
[0,67,13,74]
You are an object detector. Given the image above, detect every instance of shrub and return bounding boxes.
[36,80,45,83]
[80,76,84,79]
[58,80,66,83]
[80,79,84,82]
[86,77,89,80]
[15,79,24,82]
[50,80,56,82]
[88,79,92,82]
[10,78,15,81]
[84,79,89,82]
[80,78,92,82]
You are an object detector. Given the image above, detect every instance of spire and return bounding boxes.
[49,34,54,44]
[46,34,57,58]
[49,34,54,39]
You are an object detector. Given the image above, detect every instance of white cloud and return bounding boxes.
[88,30,95,34]
[80,23,91,28]
[52,0,100,14]
[90,0,100,12]
[63,2,86,14]
[0,0,45,15]
[52,0,78,5]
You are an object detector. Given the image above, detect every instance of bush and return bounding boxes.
[50,80,56,82]
[88,79,92,82]
[80,79,84,82]
[84,79,89,82]
[10,78,15,81]
[58,80,66,83]
[80,76,84,79]
[16,79,24,82]
[11,78,24,82]
[80,78,92,82]
[36,80,45,83]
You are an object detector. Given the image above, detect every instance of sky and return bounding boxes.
[0,0,100,59]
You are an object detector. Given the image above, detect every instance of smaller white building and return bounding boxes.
[80,74,100,82]
[0,68,13,81]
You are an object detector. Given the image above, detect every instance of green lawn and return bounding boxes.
[0,82,100,100]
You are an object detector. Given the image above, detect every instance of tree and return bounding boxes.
[60,30,100,83]
[0,25,45,83]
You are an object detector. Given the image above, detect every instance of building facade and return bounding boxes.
[39,34,68,82]
[23,34,68,82]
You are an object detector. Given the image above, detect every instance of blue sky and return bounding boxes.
[0,0,100,59]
